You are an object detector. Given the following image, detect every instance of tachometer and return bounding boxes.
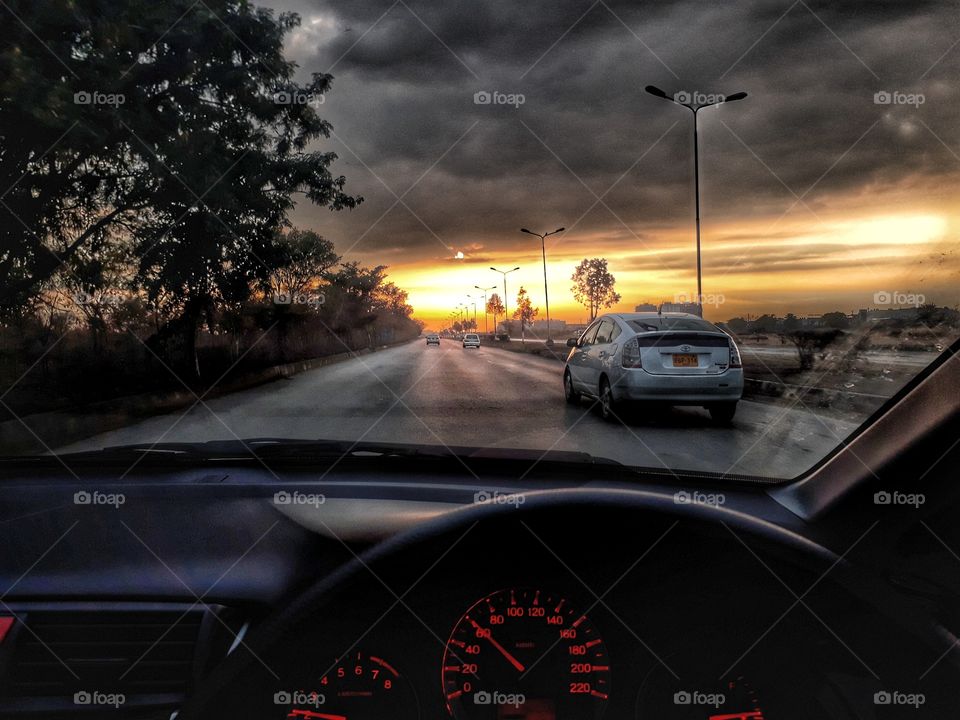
[280,650,419,720]
[442,588,610,719]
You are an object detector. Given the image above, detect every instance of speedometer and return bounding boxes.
[442,588,610,719]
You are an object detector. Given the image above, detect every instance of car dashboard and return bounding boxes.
[0,441,957,720]
[239,508,927,720]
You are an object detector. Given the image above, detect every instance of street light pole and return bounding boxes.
[520,227,564,344]
[466,294,482,332]
[645,85,747,316]
[474,285,497,334]
[490,266,519,338]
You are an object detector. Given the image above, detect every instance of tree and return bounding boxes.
[785,329,844,370]
[322,262,389,331]
[265,229,340,298]
[49,235,137,347]
[0,0,360,378]
[571,258,620,320]
[822,311,850,329]
[751,314,778,334]
[372,282,413,318]
[486,293,505,331]
[726,317,750,334]
[782,313,801,332]
[513,286,538,343]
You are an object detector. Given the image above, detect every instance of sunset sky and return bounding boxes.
[272,0,960,328]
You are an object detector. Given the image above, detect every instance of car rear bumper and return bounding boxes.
[612,368,743,403]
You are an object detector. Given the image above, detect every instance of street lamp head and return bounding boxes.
[511,266,520,272]
[645,85,670,99]
[520,228,533,235]
[723,91,748,102]
[554,227,565,233]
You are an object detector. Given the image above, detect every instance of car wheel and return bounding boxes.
[598,377,616,421]
[563,370,581,404]
[708,402,737,424]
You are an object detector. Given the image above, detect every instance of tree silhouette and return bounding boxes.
[571,258,620,320]
[0,0,360,378]
[265,229,340,299]
[513,286,538,342]
[486,293,505,331]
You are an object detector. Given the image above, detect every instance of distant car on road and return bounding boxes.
[563,312,744,423]
[462,333,481,349]
[425,333,440,345]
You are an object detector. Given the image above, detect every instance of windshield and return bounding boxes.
[1,0,958,481]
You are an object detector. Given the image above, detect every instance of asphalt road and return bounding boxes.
[56,340,860,478]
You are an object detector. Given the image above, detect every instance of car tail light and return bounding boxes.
[729,341,742,368]
[622,337,642,368]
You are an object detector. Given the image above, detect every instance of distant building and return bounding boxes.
[859,307,922,322]
[658,301,702,315]
[634,303,657,312]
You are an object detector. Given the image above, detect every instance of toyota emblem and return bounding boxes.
[679,344,691,352]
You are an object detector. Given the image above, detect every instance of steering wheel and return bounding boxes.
[179,489,956,720]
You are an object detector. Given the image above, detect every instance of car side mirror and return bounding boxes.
[566,338,578,347]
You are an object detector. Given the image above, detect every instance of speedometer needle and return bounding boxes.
[470,619,525,672]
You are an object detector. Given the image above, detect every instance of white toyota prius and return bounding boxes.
[563,312,744,423]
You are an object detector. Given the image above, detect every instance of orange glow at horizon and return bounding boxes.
[377,210,956,330]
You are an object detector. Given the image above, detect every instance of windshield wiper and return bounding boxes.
[5,439,620,469]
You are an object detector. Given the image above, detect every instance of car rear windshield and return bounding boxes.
[627,318,721,333]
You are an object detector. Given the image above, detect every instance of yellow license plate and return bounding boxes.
[672,353,698,367]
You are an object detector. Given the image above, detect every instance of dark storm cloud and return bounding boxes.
[621,241,906,274]
[272,0,960,259]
